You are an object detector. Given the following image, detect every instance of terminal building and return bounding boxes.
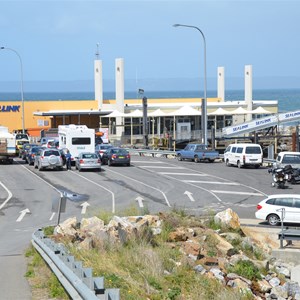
[0,57,278,146]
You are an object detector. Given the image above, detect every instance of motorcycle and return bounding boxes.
[269,167,289,189]
[283,164,300,184]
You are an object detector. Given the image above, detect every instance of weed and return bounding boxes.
[227,259,261,280]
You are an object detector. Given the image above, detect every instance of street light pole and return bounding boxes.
[173,24,208,145]
[0,47,25,134]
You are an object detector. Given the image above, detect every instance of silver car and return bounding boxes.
[75,152,101,172]
[34,148,64,171]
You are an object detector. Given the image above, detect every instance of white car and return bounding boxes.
[255,194,300,226]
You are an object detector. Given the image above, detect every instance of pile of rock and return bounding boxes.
[53,208,300,299]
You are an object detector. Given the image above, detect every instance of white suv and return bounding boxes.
[255,194,300,225]
[34,148,64,171]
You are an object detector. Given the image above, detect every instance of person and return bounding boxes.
[65,149,72,170]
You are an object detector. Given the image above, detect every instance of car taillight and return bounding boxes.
[126,154,130,158]
[79,159,84,163]
[112,154,117,159]
[243,155,245,162]
[97,159,101,163]
[41,156,44,159]
[256,204,262,210]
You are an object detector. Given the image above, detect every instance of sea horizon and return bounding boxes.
[0,88,300,113]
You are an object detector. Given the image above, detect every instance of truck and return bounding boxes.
[58,124,95,161]
[273,151,300,169]
[176,143,220,163]
[0,126,17,164]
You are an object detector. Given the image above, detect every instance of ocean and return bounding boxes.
[0,88,300,113]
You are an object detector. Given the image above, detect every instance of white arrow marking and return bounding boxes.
[136,196,144,208]
[16,208,30,222]
[49,212,56,221]
[80,202,90,214]
[184,191,195,202]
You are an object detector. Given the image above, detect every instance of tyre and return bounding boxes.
[225,159,231,167]
[237,161,242,168]
[194,156,199,163]
[208,159,215,163]
[108,160,112,166]
[255,164,260,169]
[267,214,280,226]
[278,181,285,189]
[127,163,130,166]
[38,162,43,171]
[177,154,183,161]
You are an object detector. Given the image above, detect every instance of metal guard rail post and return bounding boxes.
[32,229,120,300]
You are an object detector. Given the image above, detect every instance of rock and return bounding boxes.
[226,273,252,286]
[54,217,77,236]
[168,227,188,242]
[256,279,272,293]
[269,277,281,287]
[276,266,290,278]
[181,239,201,257]
[80,216,105,233]
[214,208,240,230]
[271,285,288,299]
[194,264,206,274]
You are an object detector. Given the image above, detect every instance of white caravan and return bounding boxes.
[58,125,95,159]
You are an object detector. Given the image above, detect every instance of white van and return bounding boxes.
[224,143,263,168]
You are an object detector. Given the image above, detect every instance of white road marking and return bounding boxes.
[184,191,195,202]
[158,172,207,176]
[80,202,90,214]
[49,212,56,221]
[138,166,184,169]
[131,161,164,163]
[183,180,240,185]
[210,190,263,196]
[16,208,30,222]
[136,196,144,208]
[0,181,13,210]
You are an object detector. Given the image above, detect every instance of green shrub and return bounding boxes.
[227,259,261,280]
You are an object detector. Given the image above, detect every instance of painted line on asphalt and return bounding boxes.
[137,166,184,169]
[104,167,171,207]
[0,181,13,210]
[210,190,264,196]
[158,172,207,176]
[183,180,240,185]
[131,161,164,163]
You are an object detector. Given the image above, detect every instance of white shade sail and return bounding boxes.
[168,105,201,116]
[251,106,272,114]
[231,106,251,115]
[103,110,126,117]
[208,107,232,115]
[125,109,143,117]
[148,109,167,117]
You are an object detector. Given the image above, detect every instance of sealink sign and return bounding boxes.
[0,105,20,112]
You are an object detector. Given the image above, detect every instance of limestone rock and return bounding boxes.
[214,208,240,230]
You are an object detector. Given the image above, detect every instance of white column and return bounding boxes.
[217,66,225,102]
[245,65,253,122]
[94,59,103,110]
[115,58,125,139]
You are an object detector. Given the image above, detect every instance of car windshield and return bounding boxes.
[282,155,300,164]
[44,150,60,156]
[82,153,98,159]
[111,149,128,155]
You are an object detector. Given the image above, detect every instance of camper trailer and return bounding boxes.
[58,125,95,160]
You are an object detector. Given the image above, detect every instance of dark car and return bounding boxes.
[103,147,130,166]
[21,143,39,161]
[26,146,43,165]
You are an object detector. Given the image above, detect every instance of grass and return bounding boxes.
[27,209,261,299]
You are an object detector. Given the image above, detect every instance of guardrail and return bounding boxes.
[32,229,119,300]
[127,148,177,158]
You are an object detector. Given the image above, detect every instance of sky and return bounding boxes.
[0,0,300,92]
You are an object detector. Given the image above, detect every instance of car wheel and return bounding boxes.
[34,162,38,169]
[267,214,280,226]
[108,160,112,166]
[225,159,231,167]
[38,162,43,171]
[127,162,130,166]
[237,161,242,168]
[177,154,182,161]
[194,156,199,163]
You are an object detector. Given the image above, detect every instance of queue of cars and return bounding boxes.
[19,141,131,171]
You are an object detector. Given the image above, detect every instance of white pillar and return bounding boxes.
[217,66,225,102]
[94,59,103,110]
[115,58,125,139]
[245,65,253,122]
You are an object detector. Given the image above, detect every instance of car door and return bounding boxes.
[273,197,295,222]
[292,198,300,223]
[229,146,237,165]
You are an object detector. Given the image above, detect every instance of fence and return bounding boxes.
[32,229,119,300]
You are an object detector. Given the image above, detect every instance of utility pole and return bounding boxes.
[142,96,148,147]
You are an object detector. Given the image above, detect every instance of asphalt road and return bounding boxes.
[1,155,300,299]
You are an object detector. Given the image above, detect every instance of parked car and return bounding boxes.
[103,147,131,166]
[255,194,300,226]
[176,144,219,163]
[26,146,43,165]
[224,143,263,168]
[34,148,64,171]
[19,143,33,160]
[95,144,113,158]
[75,152,101,171]
[273,152,300,169]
